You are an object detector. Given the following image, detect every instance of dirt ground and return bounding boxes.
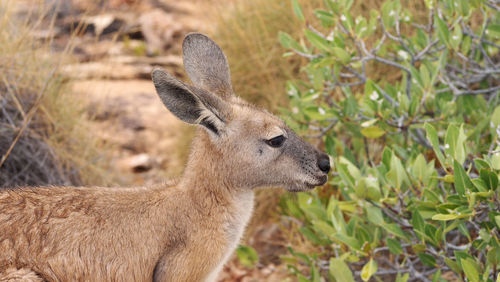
[13,0,293,280]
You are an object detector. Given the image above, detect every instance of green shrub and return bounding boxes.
[279,0,500,281]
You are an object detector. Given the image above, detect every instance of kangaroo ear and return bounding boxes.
[182,33,234,99]
[152,68,229,135]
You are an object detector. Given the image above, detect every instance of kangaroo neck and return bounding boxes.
[178,130,253,214]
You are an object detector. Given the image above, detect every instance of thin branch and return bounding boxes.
[454,85,500,97]
[306,119,338,138]
[291,48,322,59]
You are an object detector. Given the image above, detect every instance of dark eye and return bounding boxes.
[265,135,286,148]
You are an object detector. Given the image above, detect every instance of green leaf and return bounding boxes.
[453,159,472,196]
[381,1,396,28]
[384,223,408,240]
[304,29,332,52]
[472,178,487,192]
[425,123,446,168]
[445,124,466,164]
[304,106,335,120]
[300,227,324,245]
[458,223,471,240]
[333,233,361,251]
[486,246,500,267]
[386,153,407,190]
[411,154,427,182]
[424,223,439,246]
[480,169,498,190]
[279,32,302,51]
[479,228,491,243]
[339,156,361,179]
[312,220,336,237]
[450,25,462,50]
[315,10,336,27]
[360,258,378,282]
[474,159,491,170]
[366,205,384,225]
[461,258,480,282]
[354,16,369,37]
[361,126,385,139]
[298,275,310,282]
[420,64,431,88]
[395,273,409,282]
[444,257,462,274]
[332,47,350,64]
[338,163,355,188]
[343,94,358,117]
[329,258,355,282]
[288,247,311,265]
[491,150,500,170]
[382,147,392,169]
[432,213,460,221]
[418,253,436,267]
[386,238,403,255]
[435,15,450,46]
[412,210,425,233]
[487,24,500,39]
[409,66,424,90]
[291,0,305,22]
[324,0,340,13]
[311,264,321,282]
[235,245,259,268]
[461,35,472,54]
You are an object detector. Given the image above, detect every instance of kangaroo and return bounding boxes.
[0,33,331,282]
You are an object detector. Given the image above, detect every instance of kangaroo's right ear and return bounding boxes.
[182,33,234,99]
[152,68,229,136]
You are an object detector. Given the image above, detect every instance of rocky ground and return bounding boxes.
[15,0,293,280]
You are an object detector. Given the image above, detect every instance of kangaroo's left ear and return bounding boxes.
[182,33,234,100]
[152,68,230,136]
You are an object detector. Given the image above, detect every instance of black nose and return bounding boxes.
[317,154,330,173]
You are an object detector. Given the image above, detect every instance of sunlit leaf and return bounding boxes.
[461,258,480,282]
[360,258,377,281]
[453,159,472,196]
[279,31,303,51]
[331,47,350,64]
[329,258,355,282]
[236,245,259,268]
[425,123,447,168]
[360,126,385,139]
[432,213,460,221]
[292,0,305,22]
[304,29,332,52]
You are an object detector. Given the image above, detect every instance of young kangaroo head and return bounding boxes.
[152,33,330,192]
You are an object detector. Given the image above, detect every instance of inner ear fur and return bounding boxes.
[151,68,230,135]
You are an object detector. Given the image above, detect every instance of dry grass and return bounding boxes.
[0,1,111,187]
[208,0,323,110]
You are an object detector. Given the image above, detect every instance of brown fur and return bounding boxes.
[0,33,330,281]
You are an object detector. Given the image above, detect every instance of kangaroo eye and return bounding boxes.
[265,135,286,148]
